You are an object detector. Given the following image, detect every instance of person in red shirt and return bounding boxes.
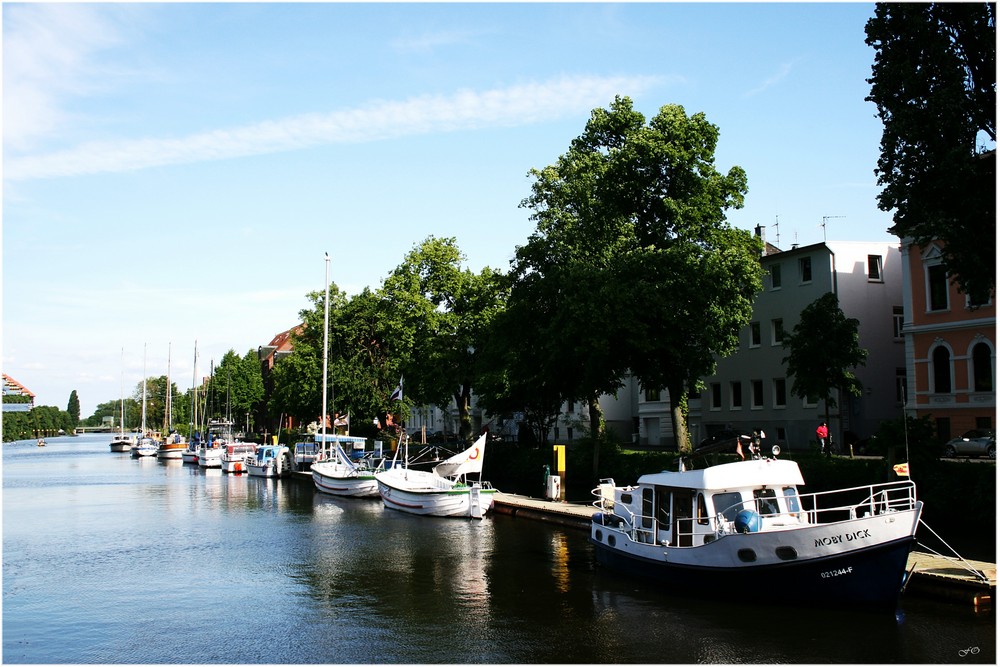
[816,422,829,455]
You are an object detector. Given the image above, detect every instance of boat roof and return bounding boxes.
[636,458,804,491]
[313,434,367,444]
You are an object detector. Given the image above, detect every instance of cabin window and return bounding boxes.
[655,487,671,530]
[782,487,801,513]
[738,549,757,563]
[641,488,654,530]
[621,493,632,505]
[712,492,743,521]
[697,493,709,525]
[754,488,780,516]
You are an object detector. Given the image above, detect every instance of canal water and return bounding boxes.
[3,433,994,664]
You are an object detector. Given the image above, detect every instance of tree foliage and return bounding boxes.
[510,96,760,457]
[66,390,80,425]
[207,349,264,431]
[865,3,996,299]
[782,292,868,445]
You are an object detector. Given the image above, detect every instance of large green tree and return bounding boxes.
[208,349,265,433]
[381,237,507,442]
[513,97,760,462]
[782,292,868,456]
[865,3,996,300]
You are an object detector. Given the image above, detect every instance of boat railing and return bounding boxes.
[592,478,918,546]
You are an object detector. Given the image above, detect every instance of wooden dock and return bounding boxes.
[493,492,996,608]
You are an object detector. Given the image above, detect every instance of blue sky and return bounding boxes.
[3,2,898,418]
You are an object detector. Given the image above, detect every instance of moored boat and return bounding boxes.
[375,432,495,518]
[220,442,257,473]
[311,435,384,497]
[156,432,187,460]
[131,435,159,458]
[589,447,923,610]
[110,433,135,452]
[247,445,292,478]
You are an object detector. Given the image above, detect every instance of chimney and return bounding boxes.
[754,224,766,255]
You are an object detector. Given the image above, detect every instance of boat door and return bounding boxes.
[672,489,694,547]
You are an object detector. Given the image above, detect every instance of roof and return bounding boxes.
[637,458,805,491]
[2,374,35,398]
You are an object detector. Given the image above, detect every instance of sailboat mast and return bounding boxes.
[321,252,330,447]
[165,342,172,432]
[120,347,126,434]
[191,341,198,440]
[141,343,147,435]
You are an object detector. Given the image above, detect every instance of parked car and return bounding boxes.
[942,429,995,459]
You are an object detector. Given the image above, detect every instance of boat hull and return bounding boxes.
[156,445,186,460]
[109,442,133,453]
[590,509,921,610]
[198,448,222,468]
[311,463,379,497]
[376,473,495,518]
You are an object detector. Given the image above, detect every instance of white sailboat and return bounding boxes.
[158,343,187,460]
[131,344,158,458]
[309,252,385,497]
[375,432,496,518]
[110,348,135,452]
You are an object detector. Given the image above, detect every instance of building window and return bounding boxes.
[730,381,743,409]
[927,263,949,311]
[896,368,907,404]
[867,254,884,282]
[751,380,764,409]
[710,383,722,410]
[932,346,952,393]
[892,306,904,340]
[773,378,786,407]
[749,322,761,348]
[771,318,784,345]
[972,342,993,392]
[770,264,782,289]
[799,256,812,283]
[644,387,660,402]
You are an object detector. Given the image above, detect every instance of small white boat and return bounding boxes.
[589,446,923,610]
[109,433,135,452]
[311,435,384,498]
[198,444,223,468]
[220,443,257,473]
[131,436,159,458]
[181,440,200,464]
[247,445,291,478]
[375,432,495,518]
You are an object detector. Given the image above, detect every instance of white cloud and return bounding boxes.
[743,62,794,98]
[3,4,135,151]
[5,75,663,181]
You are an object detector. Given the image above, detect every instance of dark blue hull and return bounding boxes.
[591,536,916,610]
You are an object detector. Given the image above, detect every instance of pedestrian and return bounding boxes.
[816,422,828,454]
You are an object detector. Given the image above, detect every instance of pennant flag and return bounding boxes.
[389,376,403,402]
[434,432,487,478]
[736,441,744,460]
[892,462,910,476]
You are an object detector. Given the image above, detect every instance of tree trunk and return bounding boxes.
[589,395,603,477]
[667,380,691,453]
[454,383,473,442]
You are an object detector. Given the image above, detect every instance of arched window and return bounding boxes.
[932,346,952,394]
[972,342,993,392]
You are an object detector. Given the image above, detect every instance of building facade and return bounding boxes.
[900,240,995,440]
[686,239,906,451]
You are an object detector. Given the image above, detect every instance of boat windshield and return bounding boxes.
[712,491,743,520]
[753,488,781,516]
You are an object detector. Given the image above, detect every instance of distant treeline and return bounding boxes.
[2,406,76,441]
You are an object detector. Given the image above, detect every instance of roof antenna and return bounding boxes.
[771,215,780,247]
[821,215,844,242]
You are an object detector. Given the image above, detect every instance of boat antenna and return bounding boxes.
[321,252,330,448]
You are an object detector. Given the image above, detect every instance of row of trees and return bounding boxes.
[3,406,77,440]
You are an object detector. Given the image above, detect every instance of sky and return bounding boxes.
[2,2,901,419]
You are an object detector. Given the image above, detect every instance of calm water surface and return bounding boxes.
[3,434,995,664]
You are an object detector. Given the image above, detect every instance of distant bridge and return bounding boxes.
[75,426,114,433]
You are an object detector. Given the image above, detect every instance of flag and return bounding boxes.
[736,441,744,460]
[893,462,909,477]
[389,376,403,402]
[433,432,487,478]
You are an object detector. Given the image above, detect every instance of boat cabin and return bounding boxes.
[599,459,808,547]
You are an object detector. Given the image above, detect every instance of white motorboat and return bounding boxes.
[247,445,292,478]
[589,446,923,610]
[181,440,200,464]
[311,435,384,497]
[131,436,159,458]
[110,433,135,453]
[375,432,496,518]
[220,443,257,473]
[199,419,236,468]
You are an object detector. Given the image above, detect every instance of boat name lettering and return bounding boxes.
[813,529,870,548]
[820,566,854,579]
